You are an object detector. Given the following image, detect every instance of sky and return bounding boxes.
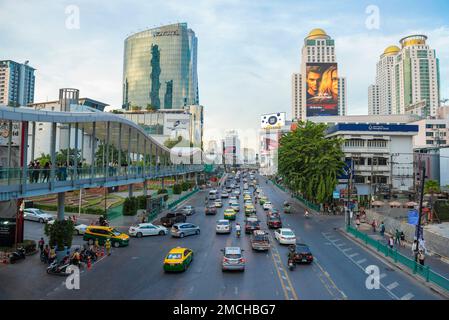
[1,0,449,151]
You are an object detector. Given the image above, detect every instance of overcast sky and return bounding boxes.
[1,0,448,151]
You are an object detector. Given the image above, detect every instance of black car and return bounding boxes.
[245,218,260,234]
[291,243,313,264]
[205,205,217,215]
[267,216,282,229]
[160,212,187,227]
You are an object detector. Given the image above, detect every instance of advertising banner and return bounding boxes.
[261,113,286,129]
[163,113,190,139]
[306,63,338,116]
[408,209,419,225]
[0,121,21,146]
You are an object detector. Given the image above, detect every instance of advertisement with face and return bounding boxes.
[306,63,338,116]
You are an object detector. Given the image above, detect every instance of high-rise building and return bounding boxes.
[291,28,346,121]
[122,23,199,110]
[368,84,380,115]
[223,130,241,166]
[370,35,440,117]
[0,60,35,107]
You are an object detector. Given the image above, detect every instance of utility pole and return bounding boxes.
[415,163,426,261]
[346,158,353,228]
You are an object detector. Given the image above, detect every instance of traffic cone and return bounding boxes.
[87,257,91,270]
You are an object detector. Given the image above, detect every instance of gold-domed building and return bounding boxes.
[382,45,400,56]
[305,28,330,40]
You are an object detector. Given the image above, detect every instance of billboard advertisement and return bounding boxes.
[0,121,20,146]
[306,63,338,116]
[261,113,286,129]
[163,113,190,140]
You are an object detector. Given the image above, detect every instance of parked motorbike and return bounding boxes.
[46,258,71,276]
[9,247,26,264]
[80,248,97,263]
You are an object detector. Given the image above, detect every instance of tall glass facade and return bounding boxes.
[122,23,199,110]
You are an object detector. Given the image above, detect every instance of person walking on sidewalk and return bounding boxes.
[380,221,385,237]
[388,236,394,249]
[400,231,405,247]
[371,220,377,233]
[418,249,425,270]
[412,239,418,260]
[395,229,401,246]
[418,238,427,254]
[355,216,361,229]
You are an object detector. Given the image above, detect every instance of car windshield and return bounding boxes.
[282,231,294,236]
[296,245,310,252]
[217,221,229,226]
[269,217,280,221]
[111,229,122,236]
[253,234,268,241]
[167,253,182,260]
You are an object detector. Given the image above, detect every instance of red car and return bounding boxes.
[267,215,282,229]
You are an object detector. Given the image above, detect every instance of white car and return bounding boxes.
[129,223,168,237]
[229,196,238,202]
[263,202,273,210]
[221,191,229,198]
[274,228,296,245]
[214,199,223,208]
[230,202,240,212]
[47,220,88,235]
[23,208,54,223]
[216,219,231,234]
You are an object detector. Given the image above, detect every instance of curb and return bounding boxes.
[338,228,449,299]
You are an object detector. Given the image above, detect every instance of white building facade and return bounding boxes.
[368,84,380,115]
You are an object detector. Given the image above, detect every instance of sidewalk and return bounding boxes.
[355,222,449,280]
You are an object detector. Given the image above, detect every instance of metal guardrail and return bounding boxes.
[167,188,199,210]
[346,225,449,293]
[271,180,321,212]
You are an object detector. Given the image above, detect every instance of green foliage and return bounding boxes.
[136,195,147,209]
[424,180,440,195]
[277,120,345,204]
[95,144,128,166]
[35,149,83,166]
[33,203,105,215]
[123,197,138,216]
[44,220,74,251]
[173,184,182,195]
[181,181,191,191]
[164,136,183,149]
[157,188,168,194]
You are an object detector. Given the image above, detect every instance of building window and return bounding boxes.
[367,140,387,148]
[344,139,365,147]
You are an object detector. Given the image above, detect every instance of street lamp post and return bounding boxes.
[415,163,426,261]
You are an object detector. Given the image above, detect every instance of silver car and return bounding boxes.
[23,208,54,223]
[181,205,195,216]
[221,247,245,271]
[216,219,231,234]
[171,223,200,238]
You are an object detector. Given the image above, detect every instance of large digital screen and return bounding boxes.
[306,63,338,116]
[261,112,286,129]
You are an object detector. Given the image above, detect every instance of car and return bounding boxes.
[181,205,195,216]
[160,212,187,227]
[171,223,200,238]
[230,184,235,189]
[214,199,223,207]
[216,219,232,234]
[244,204,255,216]
[267,208,280,218]
[251,230,270,251]
[224,208,237,220]
[226,187,232,193]
[229,196,238,202]
[163,247,194,272]
[263,201,273,210]
[205,205,217,215]
[23,208,54,223]
[259,196,267,205]
[230,202,240,212]
[292,243,314,264]
[245,217,260,234]
[221,191,229,198]
[243,195,251,201]
[234,189,240,195]
[274,228,296,245]
[128,223,168,237]
[267,215,282,229]
[221,247,245,271]
[256,188,262,194]
[243,184,249,190]
[47,220,88,235]
[83,226,130,247]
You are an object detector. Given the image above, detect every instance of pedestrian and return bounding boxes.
[94,238,100,254]
[418,238,427,254]
[38,237,45,254]
[418,250,425,269]
[105,239,111,256]
[355,217,361,229]
[371,219,377,232]
[49,246,56,263]
[412,239,418,258]
[388,236,394,249]
[141,215,146,223]
[380,221,385,237]
[395,229,401,245]
[400,231,405,247]
[42,244,50,263]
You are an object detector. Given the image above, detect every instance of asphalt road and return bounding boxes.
[0,173,444,300]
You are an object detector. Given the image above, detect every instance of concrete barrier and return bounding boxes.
[365,209,449,259]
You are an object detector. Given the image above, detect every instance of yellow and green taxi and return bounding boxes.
[163,247,194,272]
[243,194,252,201]
[224,208,237,220]
[259,196,268,205]
[245,204,256,216]
[83,226,129,247]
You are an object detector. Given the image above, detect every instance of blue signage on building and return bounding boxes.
[333,191,340,199]
[408,209,419,225]
[338,158,354,180]
[327,123,419,135]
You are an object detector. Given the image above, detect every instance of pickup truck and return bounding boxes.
[160,212,187,227]
[251,230,270,251]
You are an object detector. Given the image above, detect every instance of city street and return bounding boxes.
[0,174,443,300]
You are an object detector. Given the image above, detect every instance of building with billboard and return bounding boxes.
[122,23,199,110]
[291,29,347,121]
[0,60,35,107]
[368,35,440,117]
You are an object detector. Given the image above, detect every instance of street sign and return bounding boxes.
[333,191,340,199]
[408,209,419,225]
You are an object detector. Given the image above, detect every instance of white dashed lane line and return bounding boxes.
[356,258,367,264]
[401,293,415,300]
[348,253,359,258]
[387,282,399,290]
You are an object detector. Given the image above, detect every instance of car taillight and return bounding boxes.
[223,258,229,262]
[239,258,245,263]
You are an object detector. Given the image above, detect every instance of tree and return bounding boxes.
[424,180,440,195]
[164,136,183,149]
[95,144,127,166]
[35,149,82,166]
[44,220,74,251]
[146,104,156,112]
[277,121,345,204]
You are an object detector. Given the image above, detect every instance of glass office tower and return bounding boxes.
[123,23,199,110]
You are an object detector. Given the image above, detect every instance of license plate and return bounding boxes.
[302,259,307,262]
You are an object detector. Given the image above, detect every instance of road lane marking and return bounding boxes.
[400,293,414,300]
[342,248,353,253]
[380,273,387,279]
[356,258,367,264]
[348,253,359,258]
[322,232,402,300]
[313,258,347,300]
[386,282,399,290]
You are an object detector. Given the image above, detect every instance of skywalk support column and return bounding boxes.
[31,121,36,162]
[50,122,57,188]
[21,121,29,193]
[90,122,96,181]
[57,192,65,221]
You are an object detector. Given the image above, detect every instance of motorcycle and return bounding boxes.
[46,257,72,276]
[236,229,241,238]
[80,248,97,263]
[304,211,310,219]
[288,258,295,271]
[9,247,26,264]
